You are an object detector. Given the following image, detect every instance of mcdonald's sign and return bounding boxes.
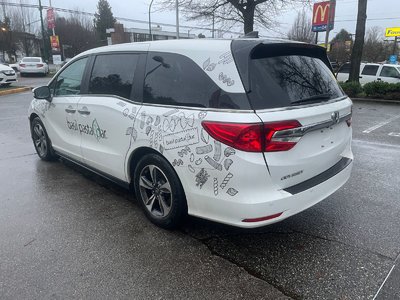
[312,1,335,32]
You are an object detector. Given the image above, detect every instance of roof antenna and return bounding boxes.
[241,31,259,38]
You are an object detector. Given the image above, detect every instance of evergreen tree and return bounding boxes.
[94,0,116,44]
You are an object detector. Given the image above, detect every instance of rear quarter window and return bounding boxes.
[361,65,379,76]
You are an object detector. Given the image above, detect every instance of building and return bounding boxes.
[106,23,196,45]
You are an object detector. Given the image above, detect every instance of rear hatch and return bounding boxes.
[232,41,352,189]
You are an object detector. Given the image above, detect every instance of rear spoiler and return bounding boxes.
[231,40,333,93]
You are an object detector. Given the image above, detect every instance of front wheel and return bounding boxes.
[31,117,57,161]
[134,154,187,229]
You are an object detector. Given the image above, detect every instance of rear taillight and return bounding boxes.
[346,117,352,127]
[201,120,302,153]
[20,64,26,67]
[264,120,302,152]
[37,64,43,67]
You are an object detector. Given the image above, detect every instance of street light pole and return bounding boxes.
[148,0,154,41]
[175,0,179,39]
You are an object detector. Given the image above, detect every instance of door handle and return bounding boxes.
[78,106,90,115]
[359,76,362,79]
[65,108,76,114]
[377,78,382,81]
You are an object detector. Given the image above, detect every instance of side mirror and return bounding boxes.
[33,86,52,101]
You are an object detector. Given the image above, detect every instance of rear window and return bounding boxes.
[248,55,344,109]
[23,58,41,63]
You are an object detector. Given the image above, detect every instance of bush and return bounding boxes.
[339,81,363,97]
[364,82,400,99]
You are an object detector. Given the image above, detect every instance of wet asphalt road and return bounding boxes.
[0,85,399,299]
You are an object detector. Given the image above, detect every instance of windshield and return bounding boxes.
[248,55,344,109]
[23,58,41,63]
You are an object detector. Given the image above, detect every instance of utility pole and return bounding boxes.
[38,0,47,60]
[49,0,55,36]
[175,0,179,39]
[212,13,215,38]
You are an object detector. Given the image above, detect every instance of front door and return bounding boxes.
[44,57,89,162]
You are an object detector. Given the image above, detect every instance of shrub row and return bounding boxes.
[339,81,400,100]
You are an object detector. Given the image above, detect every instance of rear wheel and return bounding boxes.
[31,117,57,161]
[134,154,187,229]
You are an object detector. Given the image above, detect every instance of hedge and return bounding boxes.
[339,81,400,100]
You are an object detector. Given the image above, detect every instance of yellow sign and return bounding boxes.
[385,27,400,37]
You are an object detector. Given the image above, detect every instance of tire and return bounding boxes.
[134,153,187,229]
[31,117,57,161]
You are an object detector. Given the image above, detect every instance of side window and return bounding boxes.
[88,54,138,99]
[338,63,350,74]
[380,66,399,78]
[143,52,249,109]
[53,57,88,96]
[361,65,379,76]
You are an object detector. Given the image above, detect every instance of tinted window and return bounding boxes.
[53,57,88,96]
[361,65,379,76]
[143,52,249,109]
[89,54,138,99]
[248,55,344,109]
[380,66,399,78]
[338,63,350,74]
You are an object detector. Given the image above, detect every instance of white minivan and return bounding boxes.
[336,62,400,85]
[29,39,353,228]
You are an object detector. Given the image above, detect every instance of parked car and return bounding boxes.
[0,64,17,87]
[29,39,353,229]
[336,62,400,84]
[19,57,49,76]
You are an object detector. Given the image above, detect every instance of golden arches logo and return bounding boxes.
[313,3,330,23]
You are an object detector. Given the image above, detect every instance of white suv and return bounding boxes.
[336,62,400,85]
[29,39,353,228]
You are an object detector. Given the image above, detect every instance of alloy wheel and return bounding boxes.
[33,123,47,157]
[139,165,172,218]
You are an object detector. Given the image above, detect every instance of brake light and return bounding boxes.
[37,64,43,67]
[346,117,352,127]
[20,64,26,67]
[201,120,302,152]
[264,120,302,152]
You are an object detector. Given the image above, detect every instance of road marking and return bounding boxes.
[388,132,400,137]
[362,115,400,133]
[373,265,395,300]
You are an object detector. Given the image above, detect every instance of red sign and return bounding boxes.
[312,1,335,32]
[50,35,60,52]
[47,8,55,29]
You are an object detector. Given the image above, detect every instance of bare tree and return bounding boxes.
[160,0,310,34]
[362,26,391,63]
[287,10,315,43]
[349,0,367,83]
[55,12,97,57]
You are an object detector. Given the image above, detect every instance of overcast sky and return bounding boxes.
[11,0,400,41]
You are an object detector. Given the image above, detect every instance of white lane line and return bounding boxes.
[363,115,400,134]
[388,132,400,137]
[372,265,395,300]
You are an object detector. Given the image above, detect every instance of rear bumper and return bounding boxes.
[20,68,46,74]
[189,157,353,228]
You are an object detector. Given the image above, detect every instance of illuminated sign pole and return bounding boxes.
[324,0,335,49]
[312,1,336,50]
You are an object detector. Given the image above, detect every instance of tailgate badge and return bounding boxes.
[331,111,340,124]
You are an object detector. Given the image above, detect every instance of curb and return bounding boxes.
[352,98,400,104]
[0,86,32,96]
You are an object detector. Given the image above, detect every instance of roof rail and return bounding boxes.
[241,31,259,38]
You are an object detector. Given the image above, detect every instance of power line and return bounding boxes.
[0,1,242,35]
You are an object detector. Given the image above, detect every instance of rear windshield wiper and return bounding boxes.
[291,93,332,106]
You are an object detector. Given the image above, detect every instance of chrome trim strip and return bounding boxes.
[255,96,349,113]
[273,112,352,139]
